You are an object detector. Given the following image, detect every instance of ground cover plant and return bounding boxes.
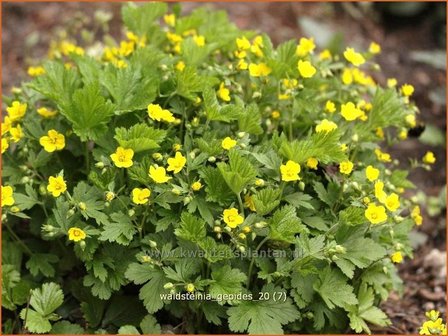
[1,3,439,334]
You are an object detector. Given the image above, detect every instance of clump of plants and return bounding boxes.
[1,3,436,334]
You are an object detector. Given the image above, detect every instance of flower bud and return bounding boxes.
[39,185,47,195]
[238,233,246,240]
[19,165,28,172]
[242,226,251,234]
[164,282,174,289]
[335,245,346,254]
[21,176,30,184]
[208,156,216,163]
[95,162,105,169]
[216,233,222,239]
[183,196,191,205]
[149,240,157,248]
[351,134,359,142]
[331,255,339,261]
[252,91,262,99]
[185,283,195,292]
[1,214,7,222]
[78,202,87,211]
[141,255,152,263]
[128,209,135,217]
[299,181,305,191]
[189,152,196,160]
[254,221,267,229]
[80,240,86,250]
[105,191,115,201]
[255,179,265,187]
[238,132,246,138]
[67,209,75,217]
[224,226,232,233]
[101,168,107,174]
[213,226,221,233]
[152,153,163,161]
[238,245,246,253]
[171,188,182,195]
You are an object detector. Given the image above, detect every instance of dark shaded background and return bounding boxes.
[2,2,446,333]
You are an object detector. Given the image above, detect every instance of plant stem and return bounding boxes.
[4,222,33,256]
[237,193,244,215]
[246,236,269,288]
[84,141,90,174]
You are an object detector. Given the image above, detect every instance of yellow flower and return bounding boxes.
[244,194,256,212]
[405,114,416,127]
[343,47,365,67]
[339,160,354,175]
[365,165,380,182]
[387,78,397,88]
[237,59,248,70]
[376,127,385,139]
[306,157,318,170]
[10,125,23,143]
[110,147,134,168]
[1,116,11,136]
[325,100,336,113]
[149,166,172,184]
[420,319,447,335]
[37,107,58,118]
[401,84,414,97]
[255,179,265,187]
[193,35,205,47]
[68,227,86,242]
[191,181,203,191]
[297,60,316,78]
[1,138,9,154]
[319,49,332,60]
[365,203,388,224]
[374,180,387,203]
[105,191,115,202]
[250,42,264,57]
[278,93,291,100]
[1,185,15,207]
[398,129,408,140]
[235,50,247,59]
[223,208,244,228]
[222,137,237,150]
[342,68,353,85]
[423,151,436,164]
[6,101,27,122]
[341,102,363,121]
[132,188,151,205]
[167,152,186,174]
[248,63,272,77]
[391,251,403,263]
[282,79,298,89]
[340,144,348,152]
[47,176,67,197]
[280,160,301,182]
[164,14,176,27]
[369,42,381,54]
[27,66,46,77]
[374,148,392,162]
[147,104,175,123]
[185,283,195,293]
[412,206,423,226]
[385,193,400,211]
[315,119,337,133]
[271,110,281,119]
[236,36,251,50]
[296,37,315,57]
[217,82,230,102]
[39,129,65,152]
[175,61,186,71]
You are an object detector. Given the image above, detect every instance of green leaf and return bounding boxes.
[175,67,208,100]
[174,212,206,243]
[268,205,307,244]
[218,150,257,195]
[238,103,263,135]
[200,166,235,204]
[198,237,234,263]
[72,182,109,225]
[30,61,79,107]
[227,284,299,334]
[14,184,40,210]
[101,64,158,114]
[118,325,140,335]
[20,309,52,334]
[202,302,227,326]
[252,187,281,216]
[140,315,162,334]
[163,258,201,283]
[20,283,64,333]
[389,170,416,189]
[313,267,357,309]
[99,212,137,246]
[51,321,85,334]
[280,130,346,164]
[61,83,115,141]
[115,124,167,153]
[26,253,59,277]
[122,2,167,36]
[203,87,240,122]
[348,283,391,334]
[284,192,315,210]
[209,265,246,303]
[338,206,366,226]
